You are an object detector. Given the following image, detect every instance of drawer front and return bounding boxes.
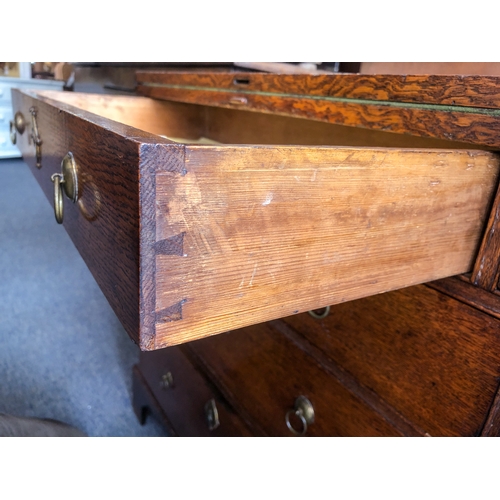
[139,348,252,436]
[186,323,404,436]
[10,88,157,345]
[284,284,500,436]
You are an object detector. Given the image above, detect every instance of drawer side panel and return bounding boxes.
[11,89,144,344]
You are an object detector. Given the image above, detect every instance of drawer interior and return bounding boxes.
[35,90,481,150]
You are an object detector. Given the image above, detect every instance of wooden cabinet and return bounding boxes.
[10,72,500,436]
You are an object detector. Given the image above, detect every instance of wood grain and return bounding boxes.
[203,105,483,150]
[36,90,205,140]
[11,89,156,344]
[360,62,500,78]
[269,319,426,436]
[42,90,480,150]
[428,276,500,320]
[471,180,500,291]
[136,71,500,109]
[185,322,404,436]
[137,86,500,149]
[136,72,500,149]
[153,145,499,347]
[281,285,500,436]
[481,383,500,436]
[137,348,253,436]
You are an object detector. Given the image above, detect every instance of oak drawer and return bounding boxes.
[137,347,252,436]
[185,322,405,436]
[283,284,500,436]
[10,88,500,350]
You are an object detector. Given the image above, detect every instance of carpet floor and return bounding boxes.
[0,157,167,437]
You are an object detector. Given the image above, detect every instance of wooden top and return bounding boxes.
[136,72,500,149]
[136,72,500,108]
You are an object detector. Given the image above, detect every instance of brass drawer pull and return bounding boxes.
[9,111,26,145]
[308,306,330,319]
[285,396,315,436]
[50,152,79,224]
[29,107,42,168]
[204,398,220,431]
[160,371,174,389]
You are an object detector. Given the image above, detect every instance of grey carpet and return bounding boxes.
[0,157,167,437]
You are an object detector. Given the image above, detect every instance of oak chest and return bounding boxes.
[11,71,500,436]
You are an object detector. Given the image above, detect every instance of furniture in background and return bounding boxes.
[0,73,64,159]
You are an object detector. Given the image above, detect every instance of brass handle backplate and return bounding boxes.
[9,111,26,145]
[50,152,79,224]
[29,107,42,168]
[285,396,315,436]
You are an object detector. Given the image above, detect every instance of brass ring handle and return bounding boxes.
[308,306,330,319]
[50,152,79,224]
[51,173,64,224]
[285,408,309,436]
[285,396,315,437]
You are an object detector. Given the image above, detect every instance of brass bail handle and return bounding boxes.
[50,152,79,224]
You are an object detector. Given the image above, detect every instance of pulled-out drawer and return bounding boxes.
[10,88,500,350]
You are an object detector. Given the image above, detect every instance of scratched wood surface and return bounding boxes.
[136,72,500,149]
[153,146,499,347]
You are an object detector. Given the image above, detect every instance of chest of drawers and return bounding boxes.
[11,72,500,436]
